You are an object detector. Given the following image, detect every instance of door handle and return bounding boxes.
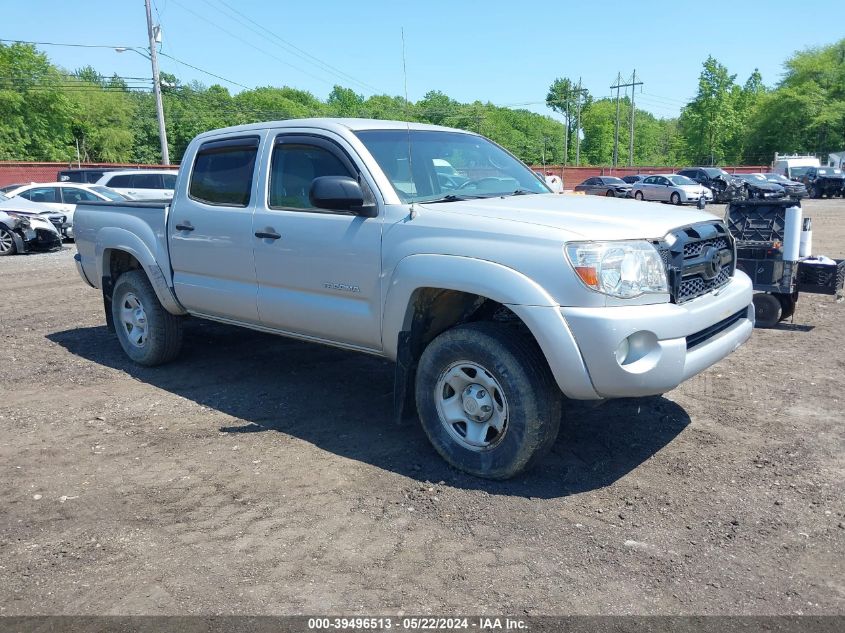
[175,223,195,232]
[255,230,281,240]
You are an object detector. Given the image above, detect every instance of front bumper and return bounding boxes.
[558,272,753,398]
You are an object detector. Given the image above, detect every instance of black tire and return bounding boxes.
[753,293,782,328]
[670,192,681,205]
[808,185,818,199]
[0,226,18,256]
[605,189,615,197]
[776,293,796,321]
[635,191,644,201]
[415,322,562,480]
[111,270,183,366]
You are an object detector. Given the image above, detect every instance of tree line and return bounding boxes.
[1,39,843,167]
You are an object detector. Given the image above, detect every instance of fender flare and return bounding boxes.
[95,227,186,315]
[381,254,557,359]
[382,254,599,402]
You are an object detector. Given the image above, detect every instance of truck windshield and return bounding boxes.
[354,129,550,203]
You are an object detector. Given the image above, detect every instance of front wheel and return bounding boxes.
[605,190,615,197]
[112,270,184,366]
[634,191,644,201]
[670,192,681,205]
[415,322,562,480]
[0,227,18,256]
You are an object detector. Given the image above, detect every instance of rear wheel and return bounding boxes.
[753,293,782,328]
[112,270,183,366]
[670,192,681,205]
[635,191,644,201]
[0,227,17,256]
[415,322,562,480]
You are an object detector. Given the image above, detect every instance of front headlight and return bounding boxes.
[565,240,668,298]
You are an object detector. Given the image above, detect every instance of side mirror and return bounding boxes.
[309,176,376,217]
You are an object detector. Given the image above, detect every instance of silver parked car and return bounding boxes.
[573,176,632,198]
[631,174,713,205]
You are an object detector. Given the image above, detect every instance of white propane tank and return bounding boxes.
[782,206,802,262]
[799,217,813,258]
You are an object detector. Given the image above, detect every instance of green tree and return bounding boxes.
[0,43,72,160]
[679,56,741,164]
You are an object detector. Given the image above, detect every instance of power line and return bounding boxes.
[157,51,246,89]
[167,0,344,90]
[0,37,246,91]
[199,0,383,94]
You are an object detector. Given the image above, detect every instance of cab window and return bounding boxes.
[268,143,355,211]
[189,137,259,207]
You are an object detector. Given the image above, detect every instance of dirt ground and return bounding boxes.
[0,200,843,616]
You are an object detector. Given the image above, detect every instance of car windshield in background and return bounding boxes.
[764,173,790,183]
[0,192,8,201]
[702,168,730,178]
[742,174,768,182]
[90,186,128,201]
[817,168,842,175]
[604,177,626,185]
[354,129,549,203]
[790,167,811,178]
[669,175,697,186]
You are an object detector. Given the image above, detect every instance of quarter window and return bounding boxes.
[269,143,355,210]
[189,137,259,207]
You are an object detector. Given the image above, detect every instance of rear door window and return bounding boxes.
[161,174,177,188]
[189,136,259,207]
[61,187,101,204]
[106,175,133,188]
[131,173,163,189]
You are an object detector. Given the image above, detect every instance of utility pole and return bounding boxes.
[563,96,570,167]
[145,0,170,165]
[575,77,588,166]
[628,69,642,166]
[611,71,643,168]
[611,73,622,169]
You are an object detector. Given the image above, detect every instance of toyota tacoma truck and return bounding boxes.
[73,119,754,479]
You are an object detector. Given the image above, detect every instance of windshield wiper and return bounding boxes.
[424,194,485,203]
[509,189,538,196]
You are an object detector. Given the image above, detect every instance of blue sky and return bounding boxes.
[4,0,843,121]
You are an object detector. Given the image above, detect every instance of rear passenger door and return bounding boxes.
[251,133,383,350]
[168,136,262,324]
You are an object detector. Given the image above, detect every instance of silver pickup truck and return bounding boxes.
[74,118,754,479]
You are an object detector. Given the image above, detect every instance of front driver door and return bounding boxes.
[252,134,383,351]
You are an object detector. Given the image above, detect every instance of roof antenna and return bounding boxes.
[401,27,417,220]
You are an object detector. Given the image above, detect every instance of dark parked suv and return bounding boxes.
[677,167,744,203]
[57,168,116,184]
[801,167,845,198]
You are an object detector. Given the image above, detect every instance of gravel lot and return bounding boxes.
[1,200,843,616]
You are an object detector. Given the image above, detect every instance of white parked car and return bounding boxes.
[631,174,713,205]
[5,182,128,239]
[0,196,62,255]
[94,169,179,201]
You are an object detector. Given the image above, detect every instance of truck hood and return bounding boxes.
[419,193,721,241]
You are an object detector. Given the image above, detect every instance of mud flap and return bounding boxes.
[102,276,115,333]
[394,331,418,426]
